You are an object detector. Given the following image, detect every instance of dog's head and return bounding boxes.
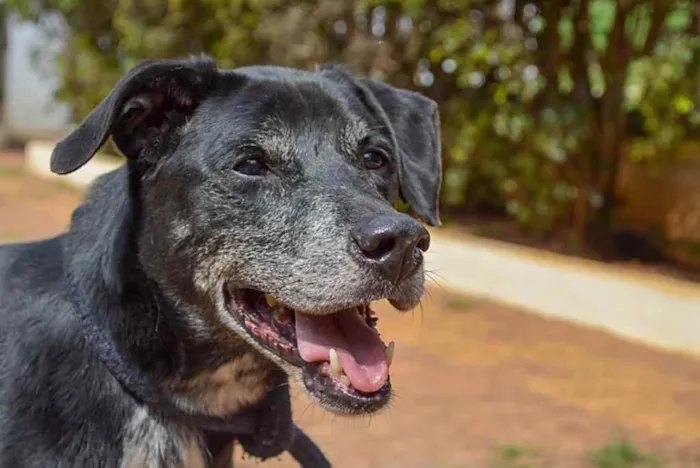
[53,56,441,415]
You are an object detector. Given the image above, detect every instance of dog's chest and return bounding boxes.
[172,353,271,417]
[120,407,207,468]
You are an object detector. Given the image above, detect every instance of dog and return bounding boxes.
[0,55,442,467]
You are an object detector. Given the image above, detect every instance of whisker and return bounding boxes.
[271,381,290,392]
[425,270,449,290]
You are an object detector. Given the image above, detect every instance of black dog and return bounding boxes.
[0,56,441,467]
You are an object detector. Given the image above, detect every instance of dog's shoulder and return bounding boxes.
[0,235,65,290]
[0,236,207,467]
[0,236,71,340]
[0,238,128,465]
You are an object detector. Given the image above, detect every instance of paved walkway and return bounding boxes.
[1,152,699,467]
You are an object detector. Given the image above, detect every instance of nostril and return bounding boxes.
[417,236,430,252]
[351,215,429,280]
[361,238,396,260]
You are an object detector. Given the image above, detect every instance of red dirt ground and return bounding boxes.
[1,151,699,467]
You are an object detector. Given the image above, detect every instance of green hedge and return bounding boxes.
[9,0,700,243]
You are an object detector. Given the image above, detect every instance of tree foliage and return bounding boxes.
[8,0,700,250]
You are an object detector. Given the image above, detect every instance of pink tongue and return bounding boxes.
[295,309,389,393]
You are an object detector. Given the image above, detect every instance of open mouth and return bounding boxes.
[224,288,393,414]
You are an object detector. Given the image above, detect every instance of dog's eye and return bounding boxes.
[363,150,387,170]
[234,158,269,176]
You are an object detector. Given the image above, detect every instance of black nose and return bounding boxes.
[351,214,430,283]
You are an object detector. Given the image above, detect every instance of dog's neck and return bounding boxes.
[61,167,270,398]
[60,167,296,440]
[64,168,181,379]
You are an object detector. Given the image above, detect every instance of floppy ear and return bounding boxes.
[362,78,442,226]
[318,64,442,226]
[50,56,218,175]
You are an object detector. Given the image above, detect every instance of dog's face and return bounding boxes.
[52,57,441,415]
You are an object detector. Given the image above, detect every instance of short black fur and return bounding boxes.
[0,55,442,467]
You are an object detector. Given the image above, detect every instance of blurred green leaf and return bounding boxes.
[6,0,699,244]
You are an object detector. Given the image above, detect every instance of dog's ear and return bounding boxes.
[362,79,442,226]
[51,56,218,175]
[318,64,442,226]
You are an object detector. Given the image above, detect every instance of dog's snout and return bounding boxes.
[351,214,430,283]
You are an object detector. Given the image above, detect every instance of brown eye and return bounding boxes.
[363,150,387,170]
[234,158,269,176]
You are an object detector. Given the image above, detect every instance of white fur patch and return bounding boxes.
[120,406,206,468]
[171,219,193,241]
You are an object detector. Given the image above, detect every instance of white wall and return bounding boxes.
[2,14,71,140]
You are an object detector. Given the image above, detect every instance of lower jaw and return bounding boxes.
[260,347,393,415]
[300,367,392,415]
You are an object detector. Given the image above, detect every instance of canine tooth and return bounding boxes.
[265,294,280,308]
[340,375,350,386]
[329,348,343,376]
[386,341,395,367]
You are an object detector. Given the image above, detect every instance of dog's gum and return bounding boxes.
[274,308,291,324]
[319,363,330,377]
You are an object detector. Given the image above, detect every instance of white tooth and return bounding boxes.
[329,348,343,376]
[340,375,350,386]
[265,294,279,308]
[386,341,395,368]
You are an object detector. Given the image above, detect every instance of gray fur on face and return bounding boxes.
[140,74,428,317]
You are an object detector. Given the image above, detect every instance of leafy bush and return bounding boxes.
[8,0,700,246]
